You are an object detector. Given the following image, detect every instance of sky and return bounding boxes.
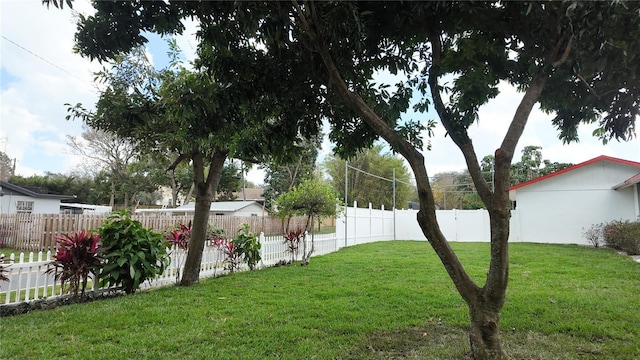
[1,1,639,187]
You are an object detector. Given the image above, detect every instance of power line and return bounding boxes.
[346,163,413,187]
[1,35,86,83]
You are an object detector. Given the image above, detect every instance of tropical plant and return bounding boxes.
[165,221,192,283]
[283,228,304,263]
[222,241,241,274]
[165,222,191,251]
[45,230,102,299]
[207,226,228,277]
[231,223,261,271]
[97,211,170,294]
[0,254,12,285]
[276,179,342,265]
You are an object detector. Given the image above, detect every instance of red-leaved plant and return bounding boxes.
[283,228,304,263]
[46,230,102,299]
[209,234,228,276]
[164,221,192,283]
[0,254,12,284]
[165,221,191,251]
[223,240,242,273]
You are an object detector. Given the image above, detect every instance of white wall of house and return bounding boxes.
[0,194,61,214]
[222,203,266,217]
[512,161,639,245]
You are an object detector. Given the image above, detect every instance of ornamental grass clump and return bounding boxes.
[45,230,102,300]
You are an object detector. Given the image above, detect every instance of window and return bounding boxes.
[16,201,34,214]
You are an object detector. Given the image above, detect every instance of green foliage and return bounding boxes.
[231,223,261,271]
[45,231,102,299]
[97,211,170,293]
[603,220,640,255]
[216,162,242,201]
[276,179,341,265]
[509,146,573,185]
[324,145,412,209]
[263,137,320,208]
[9,173,100,205]
[430,170,486,210]
[276,179,342,222]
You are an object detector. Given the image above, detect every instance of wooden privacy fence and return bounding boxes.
[0,213,309,251]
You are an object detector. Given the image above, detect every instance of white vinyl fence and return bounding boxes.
[0,232,339,305]
[336,201,521,245]
[2,203,527,306]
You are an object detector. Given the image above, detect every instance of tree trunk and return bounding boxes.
[180,149,228,286]
[109,179,115,208]
[468,300,508,360]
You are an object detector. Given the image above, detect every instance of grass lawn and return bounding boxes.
[1,241,638,359]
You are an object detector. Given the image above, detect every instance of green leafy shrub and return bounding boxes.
[603,219,640,255]
[45,230,102,299]
[232,223,261,270]
[98,211,170,294]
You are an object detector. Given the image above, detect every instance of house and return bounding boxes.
[135,200,266,217]
[509,155,640,245]
[0,180,75,214]
[231,188,265,205]
[59,203,113,215]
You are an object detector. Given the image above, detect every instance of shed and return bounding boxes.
[0,181,75,214]
[509,155,640,244]
[60,203,113,214]
[135,201,265,217]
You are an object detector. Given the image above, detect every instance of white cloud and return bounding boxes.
[1,0,100,176]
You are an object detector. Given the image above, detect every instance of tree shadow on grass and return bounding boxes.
[344,321,608,360]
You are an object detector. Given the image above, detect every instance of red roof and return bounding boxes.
[509,155,640,191]
[613,172,640,190]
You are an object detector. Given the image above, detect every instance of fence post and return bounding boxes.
[369,203,372,243]
[259,232,266,267]
[353,201,358,245]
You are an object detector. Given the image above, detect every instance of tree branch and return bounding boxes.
[427,31,494,208]
[294,4,481,303]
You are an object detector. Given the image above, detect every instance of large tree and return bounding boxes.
[0,151,14,181]
[262,137,320,208]
[9,172,98,204]
[66,125,145,207]
[50,1,640,358]
[57,6,342,285]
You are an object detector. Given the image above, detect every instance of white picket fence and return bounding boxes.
[0,232,339,306]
